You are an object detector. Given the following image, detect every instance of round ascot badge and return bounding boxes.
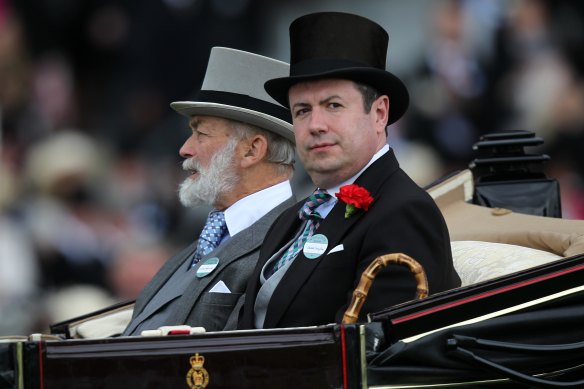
[303,234,329,259]
[196,257,219,278]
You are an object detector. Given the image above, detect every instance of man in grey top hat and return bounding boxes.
[123,47,296,335]
[240,12,460,329]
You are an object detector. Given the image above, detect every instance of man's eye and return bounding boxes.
[328,102,342,109]
[294,108,309,117]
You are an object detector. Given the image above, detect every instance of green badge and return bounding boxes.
[196,257,219,278]
[303,234,329,259]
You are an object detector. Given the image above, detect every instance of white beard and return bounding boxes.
[178,138,239,208]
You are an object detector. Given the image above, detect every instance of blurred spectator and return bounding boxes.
[18,131,118,290]
[491,0,574,141]
[31,54,77,133]
[0,4,46,162]
[405,0,494,169]
[544,81,584,219]
[0,162,39,334]
[388,126,445,188]
[107,241,169,301]
[487,0,584,219]
[2,0,584,336]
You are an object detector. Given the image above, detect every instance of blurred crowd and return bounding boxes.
[1,0,584,335]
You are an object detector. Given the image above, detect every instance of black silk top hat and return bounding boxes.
[171,47,294,143]
[265,12,410,125]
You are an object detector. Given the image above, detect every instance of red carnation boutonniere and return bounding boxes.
[335,184,374,219]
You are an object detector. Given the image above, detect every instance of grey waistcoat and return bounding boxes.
[254,220,307,329]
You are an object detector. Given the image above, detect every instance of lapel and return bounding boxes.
[264,150,400,327]
[240,201,302,327]
[258,204,304,267]
[166,196,296,325]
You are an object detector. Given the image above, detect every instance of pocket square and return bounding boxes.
[209,280,231,293]
[328,244,344,254]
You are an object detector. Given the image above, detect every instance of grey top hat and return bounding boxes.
[171,47,294,143]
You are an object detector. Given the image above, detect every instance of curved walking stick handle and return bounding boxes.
[342,253,429,324]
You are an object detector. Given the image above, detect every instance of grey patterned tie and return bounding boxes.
[269,189,331,275]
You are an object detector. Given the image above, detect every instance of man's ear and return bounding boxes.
[239,134,268,168]
[374,95,390,133]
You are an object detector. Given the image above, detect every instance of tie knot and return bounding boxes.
[192,210,227,266]
[299,189,331,221]
[201,211,227,245]
[209,211,225,223]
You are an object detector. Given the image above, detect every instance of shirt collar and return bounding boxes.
[224,180,293,237]
[325,144,389,199]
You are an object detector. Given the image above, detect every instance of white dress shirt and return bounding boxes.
[316,145,389,218]
[224,180,293,238]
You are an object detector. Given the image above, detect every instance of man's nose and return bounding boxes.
[308,108,327,134]
[179,136,195,159]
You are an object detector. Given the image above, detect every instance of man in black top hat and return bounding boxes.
[240,12,460,329]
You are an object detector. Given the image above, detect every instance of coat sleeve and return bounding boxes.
[336,193,459,322]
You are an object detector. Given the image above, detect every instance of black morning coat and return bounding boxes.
[239,149,461,329]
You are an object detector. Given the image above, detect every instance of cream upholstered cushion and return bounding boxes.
[75,308,133,338]
[451,241,563,287]
[71,305,134,339]
[430,170,584,258]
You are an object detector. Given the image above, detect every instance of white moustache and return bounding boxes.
[182,158,201,172]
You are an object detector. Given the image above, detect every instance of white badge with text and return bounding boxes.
[196,257,219,278]
[303,234,329,259]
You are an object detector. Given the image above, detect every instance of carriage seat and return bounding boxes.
[427,170,584,286]
[449,240,562,286]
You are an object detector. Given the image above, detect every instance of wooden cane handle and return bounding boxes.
[342,253,428,324]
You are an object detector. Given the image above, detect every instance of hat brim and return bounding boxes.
[265,67,409,125]
[170,102,295,143]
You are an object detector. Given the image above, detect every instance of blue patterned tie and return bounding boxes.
[270,189,332,274]
[192,211,227,266]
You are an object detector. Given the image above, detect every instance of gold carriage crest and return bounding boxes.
[186,353,209,389]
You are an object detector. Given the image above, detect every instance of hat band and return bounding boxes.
[196,90,291,123]
[290,58,379,77]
